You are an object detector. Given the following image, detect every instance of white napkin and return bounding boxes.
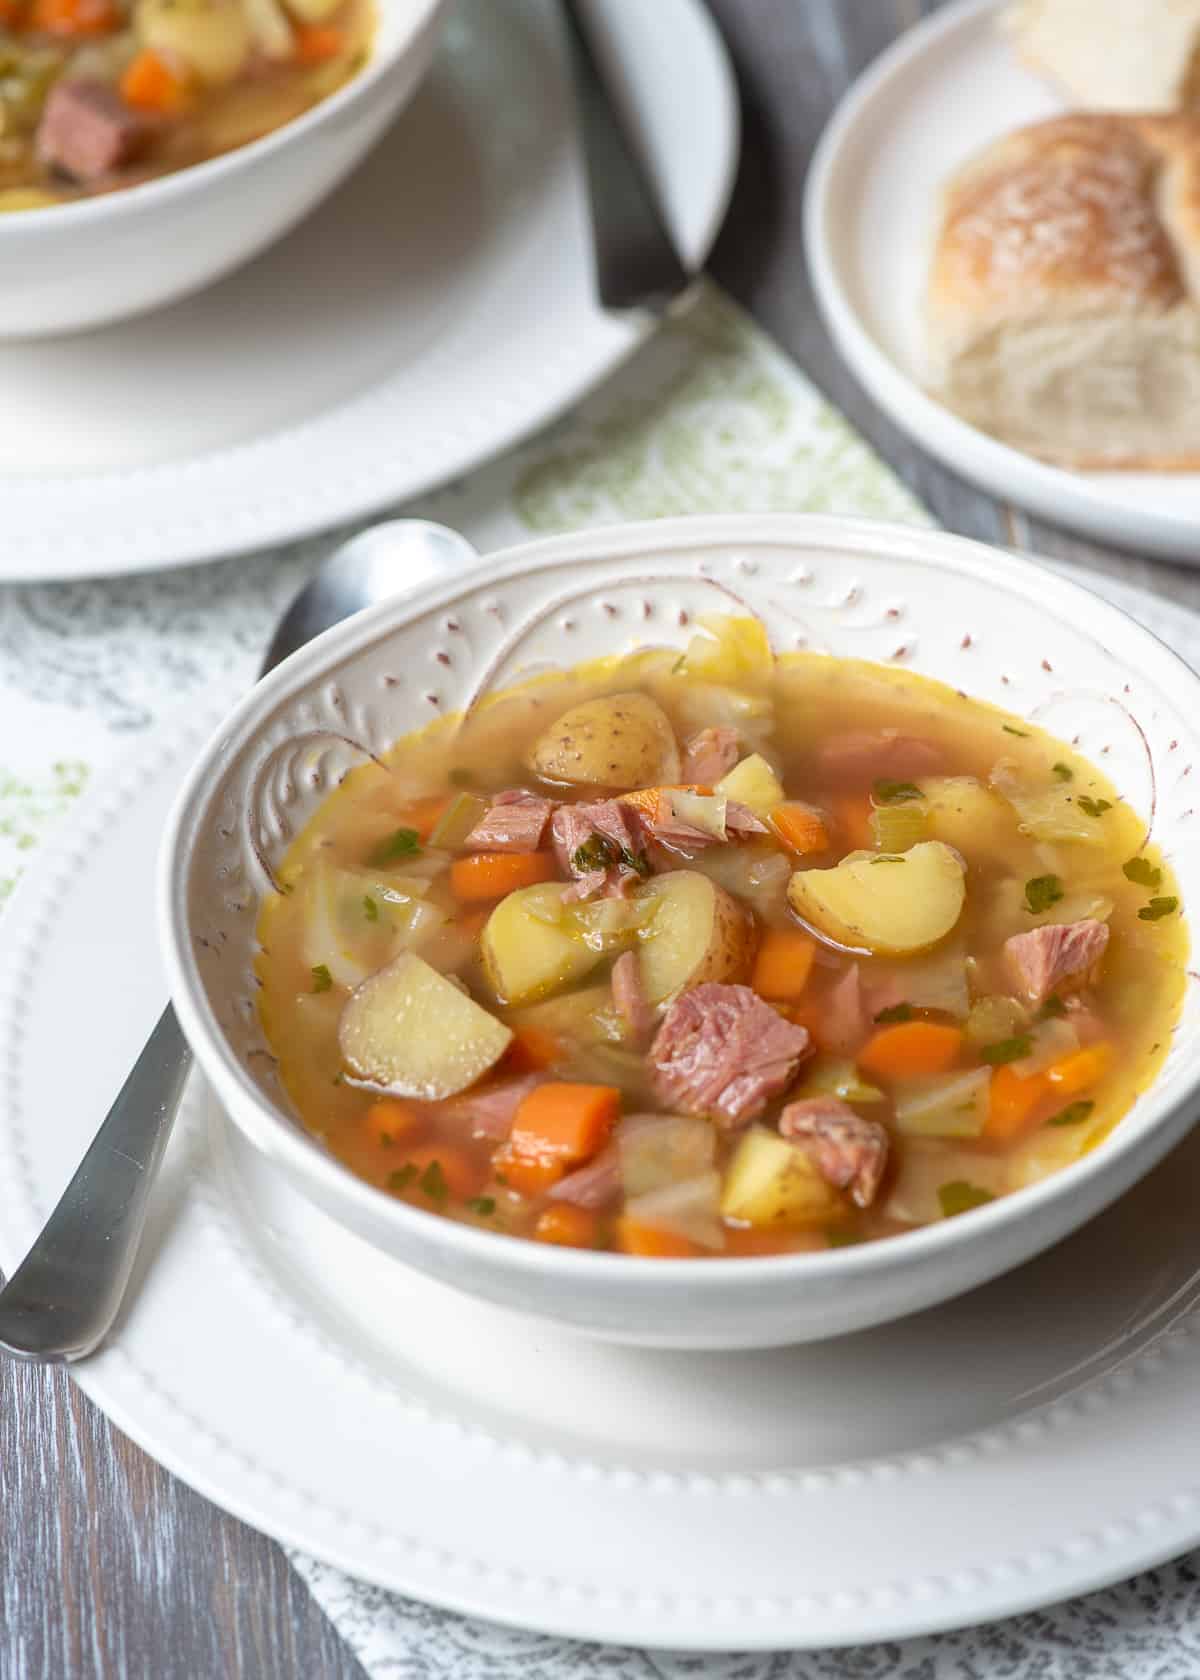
[5,284,1200,1675]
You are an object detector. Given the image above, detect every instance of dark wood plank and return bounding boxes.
[8,4,1200,1677]
[1,1358,367,1680]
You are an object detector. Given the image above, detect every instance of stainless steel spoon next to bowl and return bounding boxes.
[0,518,478,1365]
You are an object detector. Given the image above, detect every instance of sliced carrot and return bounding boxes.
[770,801,830,855]
[504,1024,561,1073]
[362,1098,424,1145]
[0,0,28,23]
[120,48,189,111]
[510,1082,620,1167]
[985,1065,1051,1143]
[30,0,118,33]
[294,20,342,61]
[752,927,817,1001]
[616,1217,698,1258]
[829,792,874,852]
[1046,1042,1114,1096]
[390,1141,483,1201]
[450,850,558,902]
[858,1021,963,1079]
[492,1145,564,1197]
[534,1204,599,1248]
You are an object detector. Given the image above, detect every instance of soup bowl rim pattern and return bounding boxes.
[157,513,1200,1348]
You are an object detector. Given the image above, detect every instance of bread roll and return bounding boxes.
[926,114,1200,469]
[1008,0,1200,111]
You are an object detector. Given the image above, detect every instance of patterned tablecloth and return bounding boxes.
[7,284,1200,1677]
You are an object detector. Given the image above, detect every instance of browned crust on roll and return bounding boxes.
[928,113,1200,471]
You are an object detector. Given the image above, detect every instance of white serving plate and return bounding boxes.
[803,0,1200,563]
[158,513,1200,1350]
[0,0,449,337]
[5,628,1200,1647]
[0,0,737,581]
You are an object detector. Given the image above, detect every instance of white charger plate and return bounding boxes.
[0,0,736,582]
[6,579,1200,1650]
[803,0,1200,563]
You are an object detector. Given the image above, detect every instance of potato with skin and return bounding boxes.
[787,840,966,956]
[339,953,512,1099]
[526,691,681,789]
[481,882,604,1006]
[720,1128,847,1226]
[636,869,754,1004]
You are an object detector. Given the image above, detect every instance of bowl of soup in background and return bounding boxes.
[0,0,449,337]
[158,514,1200,1349]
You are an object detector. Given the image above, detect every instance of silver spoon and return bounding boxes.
[0,518,478,1365]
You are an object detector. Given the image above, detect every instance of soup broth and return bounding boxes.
[255,618,1187,1258]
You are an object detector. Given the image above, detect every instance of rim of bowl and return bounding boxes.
[0,0,447,235]
[159,511,1200,1287]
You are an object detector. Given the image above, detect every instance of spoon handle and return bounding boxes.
[0,1005,193,1363]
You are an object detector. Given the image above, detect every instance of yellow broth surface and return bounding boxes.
[254,619,1187,1258]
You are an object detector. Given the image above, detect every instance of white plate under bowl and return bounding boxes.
[803,0,1200,563]
[6,584,1200,1648]
[0,0,736,582]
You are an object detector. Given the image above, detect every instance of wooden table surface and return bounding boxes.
[6,3,1200,1675]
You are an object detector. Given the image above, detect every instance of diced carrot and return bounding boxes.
[772,998,830,1050]
[534,1204,599,1248]
[30,0,118,33]
[830,793,874,851]
[505,1024,561,1073]
[770,801,830,855]
[492,1145,564,1197]
[858,1021,963,1079]
[390,1141,483,1200]
[752,927,817,1001]
[510,1082,620,1168]
[616,1217,698,1258]
[120,48,189,111]
[450,850,558,902]
[1045,1042,1114,1096]
[722,1224,806,1256]
[362,1098,424,1145]
[294,21,342,61]
[985,1065,1051,1142]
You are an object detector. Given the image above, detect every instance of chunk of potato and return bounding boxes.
[721,1127,846,1226]
[635,869,754,1004]
[280,0,341,23]
[339,953,512,1099]
[787,840,965,956]
[989,760,1110,847]
[714,752,785,817]
[509,983,625,1047]
[526,691,681,789]
[920,776,1013,859]
[137,0,250,84]
[481,882,603,1006]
